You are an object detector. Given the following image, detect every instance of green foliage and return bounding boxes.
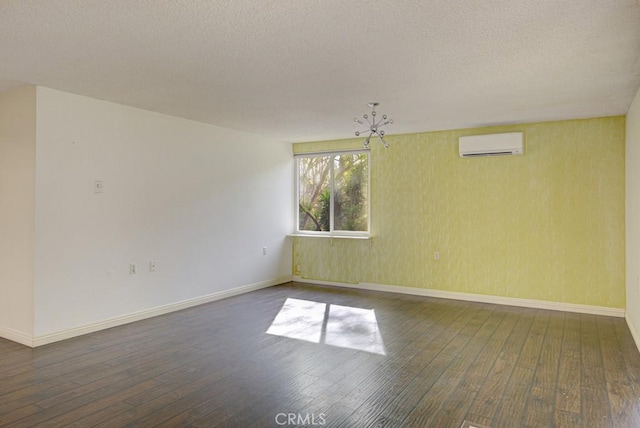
[318,187,331,231]
[334,154,367,231]
[297,153,368,233]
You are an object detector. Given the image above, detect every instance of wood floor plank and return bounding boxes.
[457,309,518,395]
[397,308,499,428]
[582,314,605,370]
[93,370,241,427]
[0,405,42,427]
[9,379,160,428]
[582,386,613,427]
[554,409,582,427]
[532,314,563,390]
[599,319,629,383]
[334,300,474,405]
[521,386,555,428]
[66,401,133,428]
[463,413,494,427]
[493,365,535,427]
[464,309,534,421]
[606,381,640,428]
[341,303,484,427]
[555,355,581,414]
[0,281,638,427]
[516,311,550,371]
[555,312,581,416]
[0,380,79,416]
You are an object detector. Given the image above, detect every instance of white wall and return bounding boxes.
[0,86,36,343]
[627,85,640,351]
[33,87,293,338]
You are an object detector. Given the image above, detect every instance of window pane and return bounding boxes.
[333,153,368,232]
[298,156,331,231]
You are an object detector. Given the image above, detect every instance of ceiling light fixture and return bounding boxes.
[354,102,394,148]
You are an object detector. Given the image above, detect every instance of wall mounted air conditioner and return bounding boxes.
[459,132,524,157]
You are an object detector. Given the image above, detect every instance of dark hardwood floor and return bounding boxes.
[1,282,640,427]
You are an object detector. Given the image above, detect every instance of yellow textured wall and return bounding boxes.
[293,117,626,308]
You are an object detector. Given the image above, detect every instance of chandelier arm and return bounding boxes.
[365,116,373,127]
[378,134,389,148]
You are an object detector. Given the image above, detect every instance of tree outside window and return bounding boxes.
[297,151,369,235]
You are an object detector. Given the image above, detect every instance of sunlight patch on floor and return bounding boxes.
[266,298,386,355]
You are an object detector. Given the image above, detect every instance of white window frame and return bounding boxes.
[294,150,370,238]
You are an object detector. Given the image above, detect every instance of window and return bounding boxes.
[296,150,369,236]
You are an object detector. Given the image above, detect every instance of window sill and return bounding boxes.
[287,233,372,240]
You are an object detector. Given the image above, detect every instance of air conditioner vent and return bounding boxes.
[459,132,524,158]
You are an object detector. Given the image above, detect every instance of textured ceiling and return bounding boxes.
[1,0,639,142]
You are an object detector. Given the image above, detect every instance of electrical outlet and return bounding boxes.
[262,247,267,256]
[434,252,440,260]
[149,261,156,272]
[129,264,136,275]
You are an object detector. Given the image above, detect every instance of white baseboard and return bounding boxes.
[292,276,625,318]
[0,326,33,347]
[26,275,292,348]
[626,316,640,354]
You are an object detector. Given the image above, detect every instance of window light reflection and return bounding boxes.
[266,298,386,355]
